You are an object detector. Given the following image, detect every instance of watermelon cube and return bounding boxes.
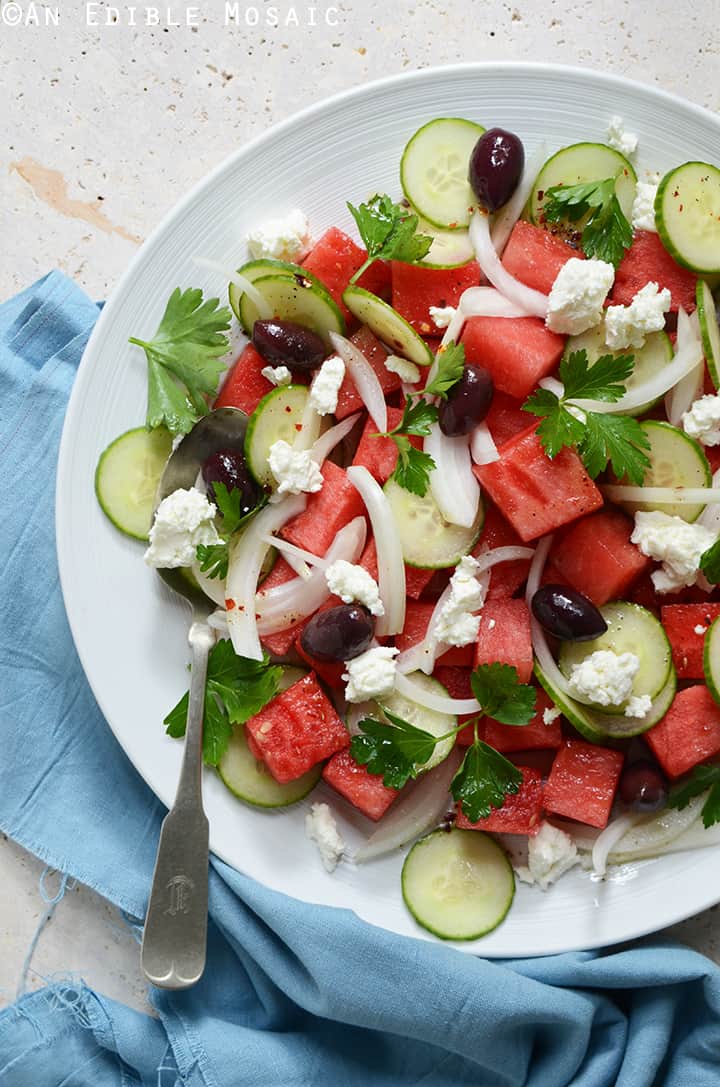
[245,673,349,782]
[302,227,390,321]
[214,344,273,414]
[396,601,474,667]
[280,460,366,554]
[612,231,697,313]
[543,740,624,828]
[358,538,435,601]
[485,390,540,448]
[256,557,304,656]
[644,685,720,778]
[501,220,582,294]
[483,688,563,753]
[391,260,481,335]
[550,507,651,606]
[474,424,603,542]
[461,316,565,400]
[334,326,401,420]
[474,597,533,682]
[661,604,720,679]
[456,766,543,836]
[473,502,531,601]
[352,406,417,483]
[322,749,399,820]
[432,665,476,744]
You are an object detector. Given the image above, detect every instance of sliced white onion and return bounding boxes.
[310,412,362,465]
[538,376,565,399]
[591,812,642,878]
[261,534,328,571]
[602,485,720,505]
[698,469,720,534]
[470,422,500,465]
[664,309,704,426]
[525,534,575,698]
[190,558,227,607]
[225,495,307,660]
[393,670,482,715]
[566,792,707,863]
[292,393,322,453]
[208,609,229,634]
[346,465,406,636]
[469,209,549,319]
[193,256,272,320]
[329,331,386,432]
[458,286,531,318]
[353,748,463,863]
[425,423,480,529]
[491,141,548,255]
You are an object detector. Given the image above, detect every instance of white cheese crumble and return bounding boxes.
[631,510,717,593]
[309,355,345,416]
[682,394,720,447]
[261,364,292,387]
[433,556,487,647]
[625,694,653,719]
[385,354,421,384]
[429,304,457,330]
[267,440,324,496]
[543,705,561,726]
[515,822,580,890]
[343,646,399,703]
[695,624,708,636]
[305,803,345,872]
[631,179,659,233]
[247,208,312,263]
[144,487,219,569]
[604,282,671,350]
[567,649,640,707]
[546,258,615,335]
[325,560,384,617]
[606,115,638,157]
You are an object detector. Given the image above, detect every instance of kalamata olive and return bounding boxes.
[619,758,668,812]
[202,448,262,516]
[468,127,525,212]
[300,604,374,662]
[531,584,608,642]
[438,363,494,436]
[252,318,327,371]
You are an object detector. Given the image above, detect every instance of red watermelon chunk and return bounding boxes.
[334,326,401,420]
[391,260,481,335]
[396,601,474,667]
[474,424,603,542]
[501,220,582,294]
[432,665,476,744]
[256,558,304,656]
[245,673,349,782]
[461,316,565,400]
[485,390,539,448]
[322,749,399,820]
[543,740,624,828]
[457,766,544,836]
[214,344,274,414]
[661,604,720,679]
[358,538,435,601]
[474,597,533,682]
[473,502,531,601]
[644,685,720,778]
[280,460,366,554]
[550,507,650,606]
[483,688,563,753]
[612,231,697,312]
[302,227,390,321]
[352,406,421,483]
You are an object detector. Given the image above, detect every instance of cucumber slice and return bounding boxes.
[614,420,711,522]
[377,672,457,772]
[400,117,485,231]
[698,281,720,389]
[228,259,326,321]
[417,218,475,268]
[384,477,484,569]
[237,273,345,342]
[656,162,720,274]
[529,142,637,228]
[95,426,173,541]
[245,385,311,488]
[342,285,433,366]
[704,615,720,707]
[558,602,672,715]
[563,324,672,417]
[401,828,514,941]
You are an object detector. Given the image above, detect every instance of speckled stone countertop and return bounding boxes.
[2,0,719,1013]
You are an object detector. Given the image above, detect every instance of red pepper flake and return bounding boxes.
[225,598,237,610]
[295,423,303,431]
[285,405,292,413]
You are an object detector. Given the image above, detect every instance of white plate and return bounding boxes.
[57,63,720,956]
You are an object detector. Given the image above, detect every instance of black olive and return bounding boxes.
[300,604,375,662]
[531,584,608,642]
[252,318,327,371]
[468,128,525,212]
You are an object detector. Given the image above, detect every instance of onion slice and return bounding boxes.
[591,812,642,878]
[698,469,720,534]
[292,392,322,453]
[261,534,328,571]
[470,422,500,465]
[459,286,531,318]
[665,309,704,426]
[311,412,362,465]
[525,534,575,698]
[469,209,549,318]
[193,256,272,320]
[602,485,720,505]
[490,142,548,255]
[346,465,406,636]
[190,558,227,607]
[393,670,482,715]
[329,331,387,432]
[425,423,481,529]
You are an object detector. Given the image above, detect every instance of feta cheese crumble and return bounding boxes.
[515,822,580,890]
[695,624,708,636]
[267,440,324,496]
[261,364,292,387]
[325,559,384,617]
[631,510,717,593]
[631,178,660,233]
[604,282,671,350]
[546,258,615,335]
[567,649,640,707]
[429,305,457,330]
[385,354,421,384]
[305,803,345,872]
[343,646,399,703]
[625,694,652,719]
[247,209,312,263]
[682,394,720,447]
[606,115,638,158]
[433,556,487,647]
[543,705,561,726]
[144,487,219,569]
[309,355,345,416]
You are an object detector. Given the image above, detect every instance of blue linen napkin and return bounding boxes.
[2,272,720,1087]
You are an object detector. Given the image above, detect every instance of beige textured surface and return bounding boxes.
[2,0,720,1012]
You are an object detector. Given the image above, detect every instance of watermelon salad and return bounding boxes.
[95,114,720,941]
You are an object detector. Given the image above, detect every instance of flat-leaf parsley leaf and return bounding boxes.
[543,177,633,267]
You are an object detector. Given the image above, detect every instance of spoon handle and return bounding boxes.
[141,619,214,989]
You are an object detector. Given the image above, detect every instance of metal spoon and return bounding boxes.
[141,407,248,990]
